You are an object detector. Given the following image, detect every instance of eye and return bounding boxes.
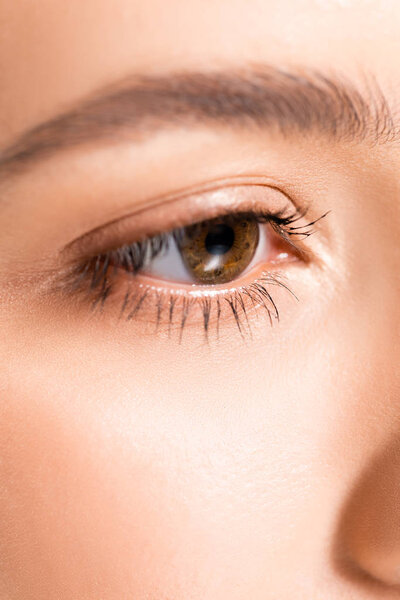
[60,190,329,340]
[146,215,265,286]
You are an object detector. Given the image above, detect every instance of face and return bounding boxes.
[1,1,400,598]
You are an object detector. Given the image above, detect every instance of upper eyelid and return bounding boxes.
[60,178,308,260]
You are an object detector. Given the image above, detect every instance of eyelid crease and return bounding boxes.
[61,175,311,258]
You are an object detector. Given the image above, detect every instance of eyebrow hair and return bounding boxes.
[0,64,397,177]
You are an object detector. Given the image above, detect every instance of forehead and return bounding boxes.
[0,0,398,148]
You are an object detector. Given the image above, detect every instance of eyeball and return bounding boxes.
[145,215,269,286]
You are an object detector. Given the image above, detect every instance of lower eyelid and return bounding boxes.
[83,268,298,339]
[127,261,294,296]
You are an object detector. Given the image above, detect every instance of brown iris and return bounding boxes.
[178,215,259,284]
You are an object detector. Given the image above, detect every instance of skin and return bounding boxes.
[1,1,400,598]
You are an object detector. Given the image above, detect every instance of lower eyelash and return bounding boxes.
[82,270,298,342]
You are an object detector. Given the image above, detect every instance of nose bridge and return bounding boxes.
[319,254,400,594]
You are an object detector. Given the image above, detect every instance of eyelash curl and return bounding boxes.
[62,205,329,342]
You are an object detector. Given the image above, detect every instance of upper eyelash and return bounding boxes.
[272,208,331,236]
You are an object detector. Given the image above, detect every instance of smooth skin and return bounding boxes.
[1,1,400,599]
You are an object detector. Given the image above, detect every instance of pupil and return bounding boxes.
[204,224,235,256]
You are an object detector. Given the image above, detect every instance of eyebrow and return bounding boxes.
[0,64,397,177]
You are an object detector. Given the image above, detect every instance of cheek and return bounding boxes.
[0,329,343,599]
[0,276,398,600]
[0,377,207,599]
[0,327,310,599]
